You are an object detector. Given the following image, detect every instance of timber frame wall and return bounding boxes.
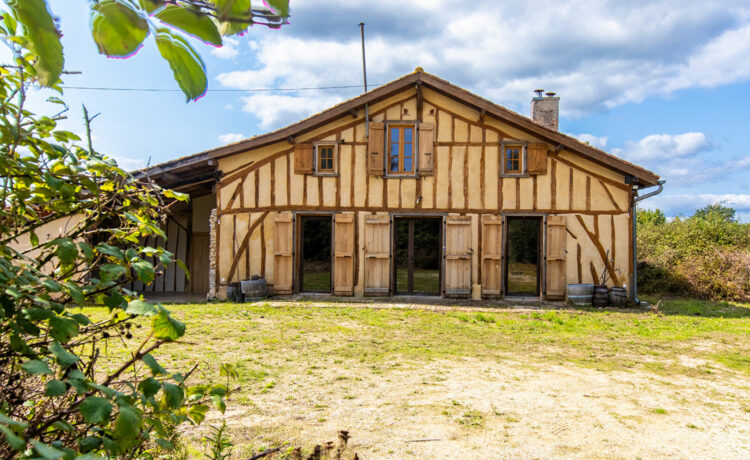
[214,83,634,299]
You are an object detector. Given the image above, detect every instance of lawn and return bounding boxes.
[87,298,750,458]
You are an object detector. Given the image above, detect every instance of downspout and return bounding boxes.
[631,179,666,306]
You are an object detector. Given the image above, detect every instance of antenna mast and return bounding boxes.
[359,22,370,137]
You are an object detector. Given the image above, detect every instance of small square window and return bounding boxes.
[316,145,335,173]
[501,143,525,175]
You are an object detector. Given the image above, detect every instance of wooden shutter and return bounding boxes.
[444,215,472,297]
[546,215,566,299]
[273,212,294,294]
[363,214,390,295]
[418,122,434,175]
[481,215,503,297]
[367,122,385,175]
[333,213,355,296]
[527,143,548,175]
[294,144,313,174]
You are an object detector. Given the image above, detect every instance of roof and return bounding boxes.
[140,70,660,187]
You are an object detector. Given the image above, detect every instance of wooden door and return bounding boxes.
[333,213,355,296]
[189,233,210,293]
[444,215,472,297]
[363,214,390,295]
[546,215,567,299]
[481,215,503,297]
[273,212,294,294]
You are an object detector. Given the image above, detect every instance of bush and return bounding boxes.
[637,205,750,301]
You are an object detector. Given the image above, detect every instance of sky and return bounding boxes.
[12,0,750,220]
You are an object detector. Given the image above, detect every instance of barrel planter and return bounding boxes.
[241,276,268,301]
[592,285,609,308]
[226,282,243,303]
[609,287,628,307]
[567,284,595,306]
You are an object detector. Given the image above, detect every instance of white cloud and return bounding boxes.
[216,0,750,120]
[211,37,240,59]
[575,134,608,149]
[218,133,245,144]
[645,193,750,221]
[109,155,146,170]
[240,93,344,130]
[614,132,711,162]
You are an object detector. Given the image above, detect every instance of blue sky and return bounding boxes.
[15,0,750,220]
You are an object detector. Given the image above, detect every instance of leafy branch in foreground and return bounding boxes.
[0,15,234,458]
[5,0,290,101]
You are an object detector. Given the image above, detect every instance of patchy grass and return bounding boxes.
[82,298,750,458]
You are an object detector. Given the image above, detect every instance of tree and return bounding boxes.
[637,208,666,226]
[5,0,290,101]
[693,203,737,223]
[0,12,234,457]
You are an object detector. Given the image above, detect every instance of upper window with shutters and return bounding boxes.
[386,122,417,176]
[315,143,337,176]
[500,142,526,176]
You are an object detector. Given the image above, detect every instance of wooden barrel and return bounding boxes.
[609,287,628,307]
[226,282,243,303]
[567,284,595,306]
[241,277,268,301]
[592,285,609,308]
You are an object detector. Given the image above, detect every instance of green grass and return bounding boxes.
[395,267,440,294]
[85,297,750,383]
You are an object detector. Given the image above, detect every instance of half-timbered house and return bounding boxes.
[140,70,661,301]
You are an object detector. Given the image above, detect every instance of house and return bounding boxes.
[139,70,661,301]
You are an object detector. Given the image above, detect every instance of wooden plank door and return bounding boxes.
[333,213,355,296]
[363,214,390,296]
[444,215,472,297]
[273,212,294,294]
[546,215,567,299]
[189,233,210,293]
[481,215,503,297]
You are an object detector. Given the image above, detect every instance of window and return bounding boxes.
[315,144,336,174]
[388,124,415,174]
[501,142,526,175]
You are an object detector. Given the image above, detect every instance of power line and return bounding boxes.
[58,83,383,93]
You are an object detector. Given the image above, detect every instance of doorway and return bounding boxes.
[505,217,541,296]
[394,217,441,295]
[299,215,332,293]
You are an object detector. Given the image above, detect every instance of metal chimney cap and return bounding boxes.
[545,91,557,97]
[534,89,544,98]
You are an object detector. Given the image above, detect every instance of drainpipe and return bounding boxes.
[631,179,666,306]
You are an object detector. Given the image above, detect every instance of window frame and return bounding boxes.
[384,121,419,178]
[313,142,338,176]
[499,141,528,177]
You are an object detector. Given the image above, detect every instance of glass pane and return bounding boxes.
[390,156,399,172]
[390,128,399,142]
[404,142,412,156]
[507,218,539,295]
[404,128,412,142]
[403,156,412,172]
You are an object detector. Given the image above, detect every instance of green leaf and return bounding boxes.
[132,260,155,284]
[138,0,163,14]
[138,377,161,398]
[78,436,102,453]
[126,299,157,316]
[154,28,207,102]
[90,0,149,57]
[161,383,184,409]
[6,0,64,86]
[155,5,222,45]
[54,238,78,264]
[100,264,127,282]
[266,0,289,17]
[45,379,67,396]
[214,0,252,35]
[186,403,209,424]
[0,412,27,429]
[79,397,113,424]
[49,341,79,368]
[142,354,167,375]
[151,308,186,341]
[32,440,65,459]
[22,359,53,375]
[62,282,85,304]
[211,394,226,414]
[0,425,26,451]
[114,405,142,446]
[96,243,124,261]
[49,315,79,342]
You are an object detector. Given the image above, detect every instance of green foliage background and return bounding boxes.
[637,205,750,301]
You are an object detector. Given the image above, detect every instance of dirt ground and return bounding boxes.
[188,351,750,459]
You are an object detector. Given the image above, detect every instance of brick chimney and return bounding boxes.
[531,90,559,131]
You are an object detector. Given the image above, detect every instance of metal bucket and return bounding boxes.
[241,277,268,301]
[609,287,628,307]
[226,282,243,303]
[592,285,610,308]
[567,284,595,306]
